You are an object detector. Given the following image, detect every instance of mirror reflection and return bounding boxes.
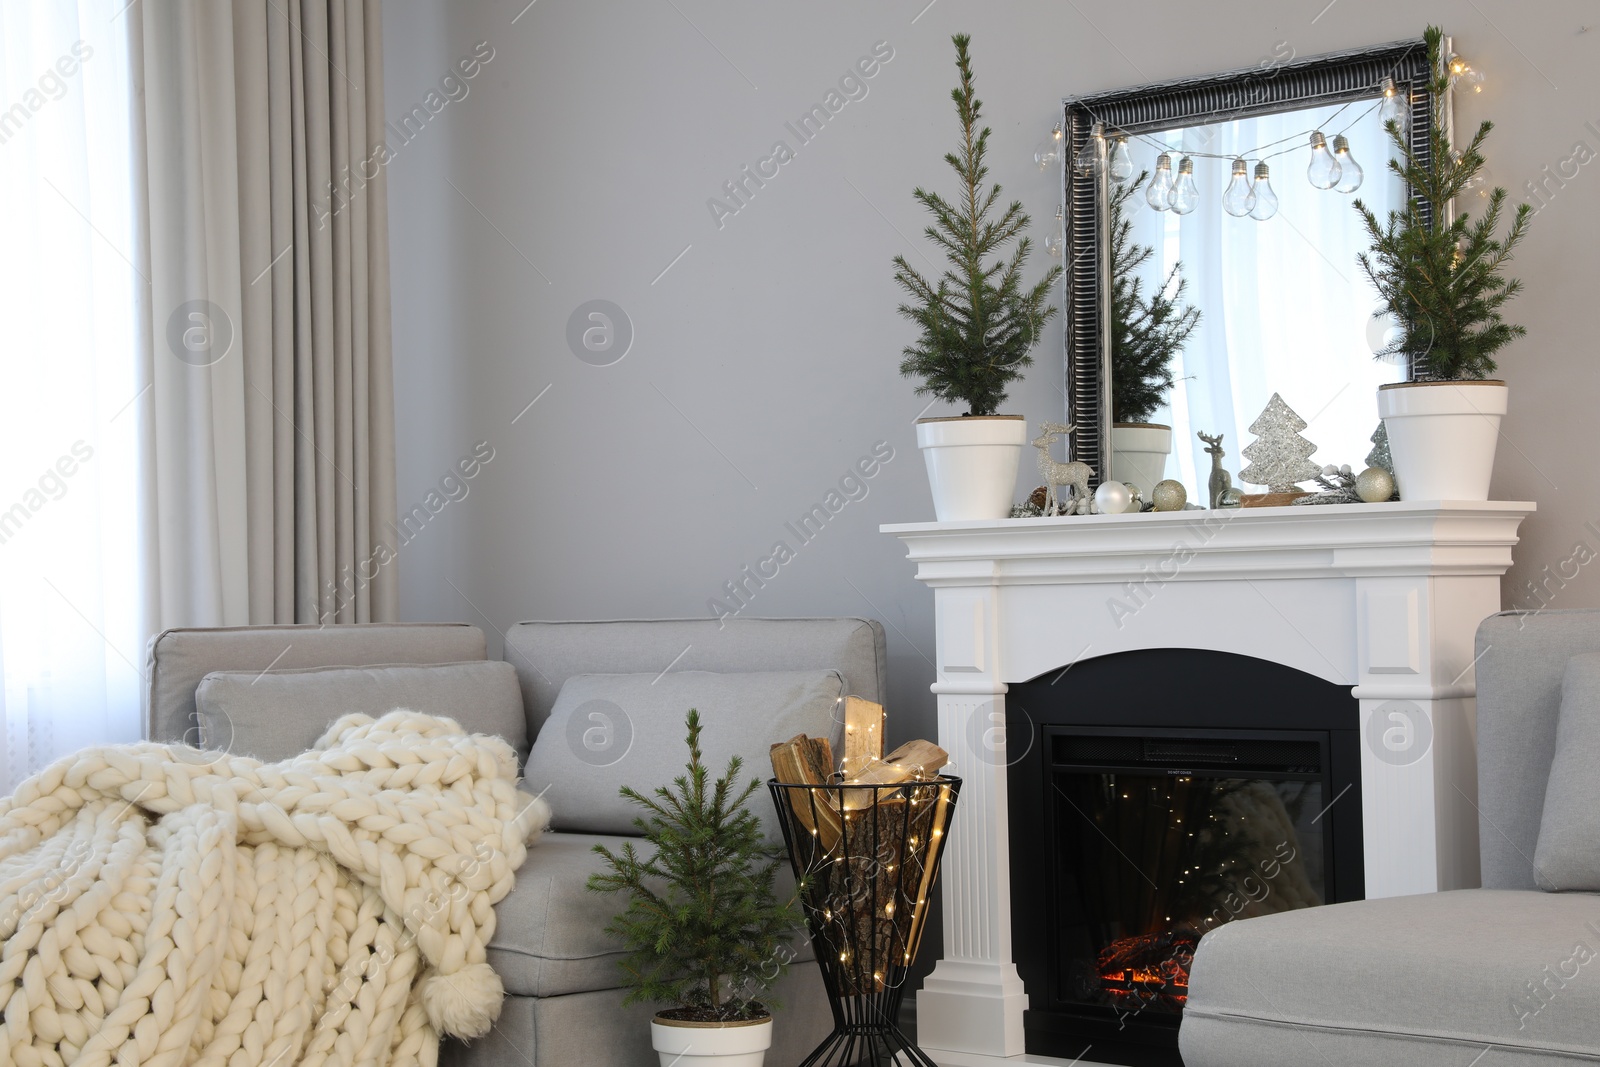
[1105,97,1406,497]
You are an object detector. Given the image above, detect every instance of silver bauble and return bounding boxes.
[1152,479,1188,512]
[1356,466,1396,503]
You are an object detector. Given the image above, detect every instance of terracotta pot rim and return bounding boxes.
[1378,379,1507,389]
[653,1012,773,1029]
[1111,422,1172,430]
[915,413,1024,423]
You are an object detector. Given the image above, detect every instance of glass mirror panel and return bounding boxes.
[1118,100,1405,490]
[1061,38,1436,491]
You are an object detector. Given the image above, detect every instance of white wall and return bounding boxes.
[382,0,1600,747]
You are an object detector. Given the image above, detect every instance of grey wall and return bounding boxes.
[382,0,1600,748]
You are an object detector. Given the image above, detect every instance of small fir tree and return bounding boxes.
[1354,25,1531,381]
[893,33,1062,417]
[588,710,798,1021]
[1109,172,1202,423]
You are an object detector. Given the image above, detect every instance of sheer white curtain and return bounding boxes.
[1124,106,1404,492]
[0,0,144,792]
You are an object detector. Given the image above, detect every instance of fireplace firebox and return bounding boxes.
[1006,649,1364,1066]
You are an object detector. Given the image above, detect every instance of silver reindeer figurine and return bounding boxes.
[1199,432,1233,510]
[1033,422,1095,516]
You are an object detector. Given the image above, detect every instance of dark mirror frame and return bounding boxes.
[1061,38,1436,486]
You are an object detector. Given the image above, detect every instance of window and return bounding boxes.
[0,1,142,790]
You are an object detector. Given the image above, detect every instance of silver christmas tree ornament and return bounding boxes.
[1239,394,1322,493]
[1365,422,1394,474]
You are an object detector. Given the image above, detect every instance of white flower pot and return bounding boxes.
[916,415,1026,521]
[1377,380,1507,501]
[1109,423,1173,500]
[651,1015,772,1067]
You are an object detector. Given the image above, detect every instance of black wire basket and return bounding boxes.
[768,776,962,1067]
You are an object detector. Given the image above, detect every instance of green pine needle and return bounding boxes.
[1353,25,1531,380]
[1108,172,1201,423]
[893,33,1063,417]
[588,709,801,1021]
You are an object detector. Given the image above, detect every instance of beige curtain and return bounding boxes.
[131,0,397,627]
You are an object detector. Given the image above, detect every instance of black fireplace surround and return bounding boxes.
[1006,649,1364,1067]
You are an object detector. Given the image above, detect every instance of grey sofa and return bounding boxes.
[146,616,889,1067]
[1181,609,1600,1066]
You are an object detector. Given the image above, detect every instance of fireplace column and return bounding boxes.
[916,580,1028,1057]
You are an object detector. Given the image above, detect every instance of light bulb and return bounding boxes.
[1222,158,1254,217]
[1332,135,1363,193]
[1146,153,1174,211]
[1168,156,1199,214]
[1378,77,1408,128]
[1448,54,1485,94]
[1108,135,1134,183]
[1045,205,1065,257]
[1035,122,1065,170]
[1073,122,1103,175]
[1454,149,1494,200]
[1248,162,1278,221]
[1306,131,1342,190]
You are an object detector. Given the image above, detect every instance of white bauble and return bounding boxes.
[1094,481,1133,515]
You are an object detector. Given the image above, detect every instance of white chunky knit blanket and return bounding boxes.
[0,711,549,1067]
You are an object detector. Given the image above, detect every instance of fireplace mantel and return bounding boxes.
[883,500,1533,1062]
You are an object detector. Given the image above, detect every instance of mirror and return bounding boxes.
[1062,39,1437,496]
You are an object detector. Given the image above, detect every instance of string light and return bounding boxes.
[1108,135,1134,183]
[1045,205,1065,257]
[1145,153,1174,211]
[1034,121,1065,170]
[1222,158,1253,217]
[1247,162,1279,221]
[1332,135,1364,193]
[1168,157,1199,214]
[1055,59,1478,221]
[1073,121,1104,175]
[1447,53,1485,93]
[1378,76,1408,127]
[1306,131,1341,190]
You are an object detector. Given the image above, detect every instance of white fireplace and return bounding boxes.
[883,500,1533,1064]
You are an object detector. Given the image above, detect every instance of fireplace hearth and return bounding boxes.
[1006,648,1363,1066]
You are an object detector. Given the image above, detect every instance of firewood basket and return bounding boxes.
[768,776,962,1067]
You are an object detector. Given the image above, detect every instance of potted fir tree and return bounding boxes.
[1107,173,1202,498]
[894,33,1062,521]
[1356,25,1531,501]
[589,710,799,1067]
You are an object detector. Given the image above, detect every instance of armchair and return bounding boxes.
[1181,609,1600,1066]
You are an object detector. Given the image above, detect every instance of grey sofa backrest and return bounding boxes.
[145,622,487,743]
[505,617,889,737]
[1476,609,1600,889]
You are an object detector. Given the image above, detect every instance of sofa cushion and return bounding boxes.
[503,618,886,737]
[1181,889,1600,1066]
[1535,653,1600,891]
[488,831,812,998]
[194,660,526,763]
[145,622,487,744]
[522,669,846,839]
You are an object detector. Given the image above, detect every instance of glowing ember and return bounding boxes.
[1096,928,1200,1009]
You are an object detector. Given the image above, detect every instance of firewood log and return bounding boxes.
[840,696,886,778]
[769,735,842,848]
